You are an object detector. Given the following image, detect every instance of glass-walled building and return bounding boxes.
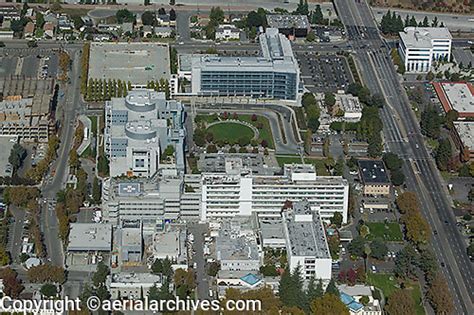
[191,28,300,100]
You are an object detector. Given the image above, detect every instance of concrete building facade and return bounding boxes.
[398,27,452,73]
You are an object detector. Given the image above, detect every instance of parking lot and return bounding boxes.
[0,47,59,79]
[297,53,353,93]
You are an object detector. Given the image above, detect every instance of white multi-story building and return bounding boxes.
[398,27,452,73]
[107,273,162,300]
[104,90,186,178]
[201,164,349,223]
[283,201,332,281]
[215,24,241,41]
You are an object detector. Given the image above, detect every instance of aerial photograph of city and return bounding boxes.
[0,0,472,314]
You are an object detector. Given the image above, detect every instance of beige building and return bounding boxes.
[358,160,391,196]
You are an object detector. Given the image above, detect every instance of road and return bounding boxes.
[334,0,473,313]
[40,46,84,267]
[188,223,210,300]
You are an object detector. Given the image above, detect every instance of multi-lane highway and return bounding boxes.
[334,0,473,314]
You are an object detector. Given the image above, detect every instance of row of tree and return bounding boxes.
[382,152,405,186]
[381,10,444,35]
[24,135,60,183]
[85,78,132,102]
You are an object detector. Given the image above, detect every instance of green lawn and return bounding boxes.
[207,122,255,144]
[366,222,403,241]
[238,114,275,149]
[367,273,425,315]
[88,115,98,137]
[304,158,331,176]
[276,155,303,166]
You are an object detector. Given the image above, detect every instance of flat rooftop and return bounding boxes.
[67,223,112,252]
[399,27,452,49]
[0,136,17,177]
[267,14,309,29]
[358,160,390,185]
[433,82,474,117]
[454,121,474,152]
[88,42,170,85]
[284,201,330,259]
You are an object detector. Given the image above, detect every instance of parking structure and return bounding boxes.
[297,53,353,93]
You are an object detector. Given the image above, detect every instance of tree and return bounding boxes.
[370,238,388,260]
[427,273,454,314]
[36,12,45,28]
[348,236,366,258]
[306,277,324,303]
[92,262,109,287]
[435,138,452,171]
[169,9,176,21]
[391,170,405,186]
[325,278,339,296]
[92,177,101,204]
[383,152,403,171]
[394,245,418,280]
[334,157,344,176]
[0,268,24,298]
[27,265,65,284]
[306,31,316,42]
[8,143,27,171]
[116,9,135,24]
[404,212,431,246]
[142,11,156,26]
[206,144,218,153]
[396,192,420,215]
[330,212,343,228]
[324,92,336,109]
[385,289,416,315]
[260,265,278,277]
[311,5,324,24]
[208,261,219,277]
[420,106,443,139]
[40,283,57,297]
[310,294,349,315]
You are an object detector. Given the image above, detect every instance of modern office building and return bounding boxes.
[282,200,332,281]
[104,89,186,178]
[201,164,349,223]
[107,273,162,300]
[398,27,452,73]
[102,172,201,226]
[266,14,310,38]
[191,28,300,100]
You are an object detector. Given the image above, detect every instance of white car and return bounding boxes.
[371,265,377,273]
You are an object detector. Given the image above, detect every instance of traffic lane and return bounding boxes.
[188,223,209,299]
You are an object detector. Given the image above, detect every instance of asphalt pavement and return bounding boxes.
[334,0,473,313]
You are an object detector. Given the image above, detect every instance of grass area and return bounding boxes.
[304,158,331,176]
[365,222,404,242]
[276,155,303,166]
[294,107,307,130]
[88,116,98,137]
[80,144,95,159]
[59,8,90,17]
[207,122,255,144]
[367,273,425,315]
[236,114,275,149]
[195,113,219,124]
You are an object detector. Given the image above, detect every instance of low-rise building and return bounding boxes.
[339,285,382,315]
[266,14,310,39]
[67,223,113,252]
[43,22,55,38]
[24,21,35,38]
[152,225,187,265]
[154,26,173,38]
[0,136,17,177]
[215,24,240,41]
[432,82,474,120]
[0,5,20,20]
[282,201,332,282]
[453,121,474,161]
[398,27,452,73]
[107,273,162,300]
[119,221,143,264]
[334,91,363,122]
[0,29,13,39]
[258,218,286,249]
[215,218,262,272]
[358,159,391,196]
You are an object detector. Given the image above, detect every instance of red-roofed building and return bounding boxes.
[432,82,474,119]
